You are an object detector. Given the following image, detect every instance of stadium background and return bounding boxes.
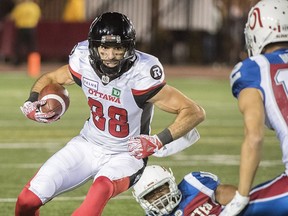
[1,0,253,65]
[0,0,283,216]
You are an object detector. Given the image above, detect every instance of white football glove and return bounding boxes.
[128,135,163,159]
[219,191,249,216]
[20,101,57,123]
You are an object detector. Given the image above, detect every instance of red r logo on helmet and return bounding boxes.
[249,8,263,30]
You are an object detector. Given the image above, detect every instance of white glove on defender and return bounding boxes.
[219,191,249,216]
[20,101,56,123]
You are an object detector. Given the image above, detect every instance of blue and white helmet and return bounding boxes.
[244,0,288,56]
[133,165,182,216]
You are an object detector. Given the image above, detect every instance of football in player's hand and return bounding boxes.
[38,83,70,117]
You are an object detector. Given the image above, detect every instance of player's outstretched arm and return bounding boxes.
[128,85,205,159]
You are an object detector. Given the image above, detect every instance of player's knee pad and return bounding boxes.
[93,176,114,197]
[92,176,130,197]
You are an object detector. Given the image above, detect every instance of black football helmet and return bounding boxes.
[88,12,136,84]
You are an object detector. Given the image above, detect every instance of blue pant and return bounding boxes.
[239,173,288,216]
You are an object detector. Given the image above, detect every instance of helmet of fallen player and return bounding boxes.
[244,0,288,57]
[88,12,136,83]
[133,165,182,216]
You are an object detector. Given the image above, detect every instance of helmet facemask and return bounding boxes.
[143,182,182,216]
[133,166,182,216]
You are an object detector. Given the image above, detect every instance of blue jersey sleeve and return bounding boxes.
[171,172,221,215]
[230,58,261,98]
[179,171,220,199]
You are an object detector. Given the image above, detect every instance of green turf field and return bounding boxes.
[0,72,283,216]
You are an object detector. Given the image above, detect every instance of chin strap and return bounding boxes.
[90,55,136,85]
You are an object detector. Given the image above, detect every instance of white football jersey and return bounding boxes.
[230,48,288,172]
[68,40,165,152]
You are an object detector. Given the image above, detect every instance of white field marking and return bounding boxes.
[0,142,63,149]
[0,155,281,169]
[199,136,278,144]
[0,195,132,203]
[168,154,282,167]
[0,163,42,169]
[0,136,277,148]
[0,137,243,148]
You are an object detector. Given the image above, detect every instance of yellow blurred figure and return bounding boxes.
[63,0,85,22]
[10,0,41,65]
[11,0,41,28]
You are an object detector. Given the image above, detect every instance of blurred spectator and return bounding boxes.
[0,0,15,62]
[191,0,223,64]
[227,0,246,64]
[10,0,41,65]
[62,0,85,22]
[0,0,15,21]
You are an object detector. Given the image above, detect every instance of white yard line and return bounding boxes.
[0,156,282,169]
[0,195,132,203]
[0,142,62,149]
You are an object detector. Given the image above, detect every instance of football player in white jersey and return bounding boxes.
[17,12,205,215]
[134,165,288,216]
[220,0,288,215]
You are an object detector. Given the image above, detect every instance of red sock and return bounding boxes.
[15,187,42,216]
[72,176,115,216]
[72,176,130,216]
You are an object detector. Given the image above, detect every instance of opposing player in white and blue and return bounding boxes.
[220,0,288,215]
[134,165,288,216]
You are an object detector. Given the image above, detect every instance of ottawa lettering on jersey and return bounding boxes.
[191,203,213,216]
[88,88,121,104]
